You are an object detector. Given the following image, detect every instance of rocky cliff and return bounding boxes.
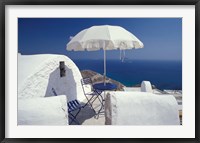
[80,70,125,91]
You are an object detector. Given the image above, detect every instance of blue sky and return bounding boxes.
[18,18,182,61]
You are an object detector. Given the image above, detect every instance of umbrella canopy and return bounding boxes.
[66,25,144,83]
[67,25,143,51]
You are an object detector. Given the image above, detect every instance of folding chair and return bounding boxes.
[81,78,103,113]
[67,99,83,125]
[51,88,82,124]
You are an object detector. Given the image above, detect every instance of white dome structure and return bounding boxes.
[18,54,85,125]
[18,54,85,101]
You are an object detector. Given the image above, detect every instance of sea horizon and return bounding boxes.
[73,59,182,90]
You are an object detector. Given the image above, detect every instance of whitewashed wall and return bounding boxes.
[105,91,180,125]
[18,54,85,102]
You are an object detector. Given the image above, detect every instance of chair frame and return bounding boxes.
[50,88,82,125]
[81,78,104,114]
[67,100,83,125]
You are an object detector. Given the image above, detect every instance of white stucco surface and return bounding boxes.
[105,91,180,125]
[18,54,85,125]
[141,81,153,93]
[18,95,68,125]
[18,54,85,101]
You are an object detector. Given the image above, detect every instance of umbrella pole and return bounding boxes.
[104,48,106,86]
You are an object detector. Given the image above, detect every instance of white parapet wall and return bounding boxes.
[141,81,153,93]
[105,91,180,125]
[18,95,68,125]
[18,54,85,102]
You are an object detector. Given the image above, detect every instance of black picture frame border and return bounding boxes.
[1,0,199,143]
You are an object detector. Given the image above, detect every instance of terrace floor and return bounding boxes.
[70,98,105,125]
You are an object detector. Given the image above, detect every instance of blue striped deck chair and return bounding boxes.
[51,88,83,124]
[67,100,83,125]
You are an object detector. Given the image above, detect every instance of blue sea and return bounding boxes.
[73,59,182,90]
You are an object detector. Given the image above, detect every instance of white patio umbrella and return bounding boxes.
[66,25,144,85]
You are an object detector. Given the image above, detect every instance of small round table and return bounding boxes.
[93,82,117,91]
[92,82,117,117]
